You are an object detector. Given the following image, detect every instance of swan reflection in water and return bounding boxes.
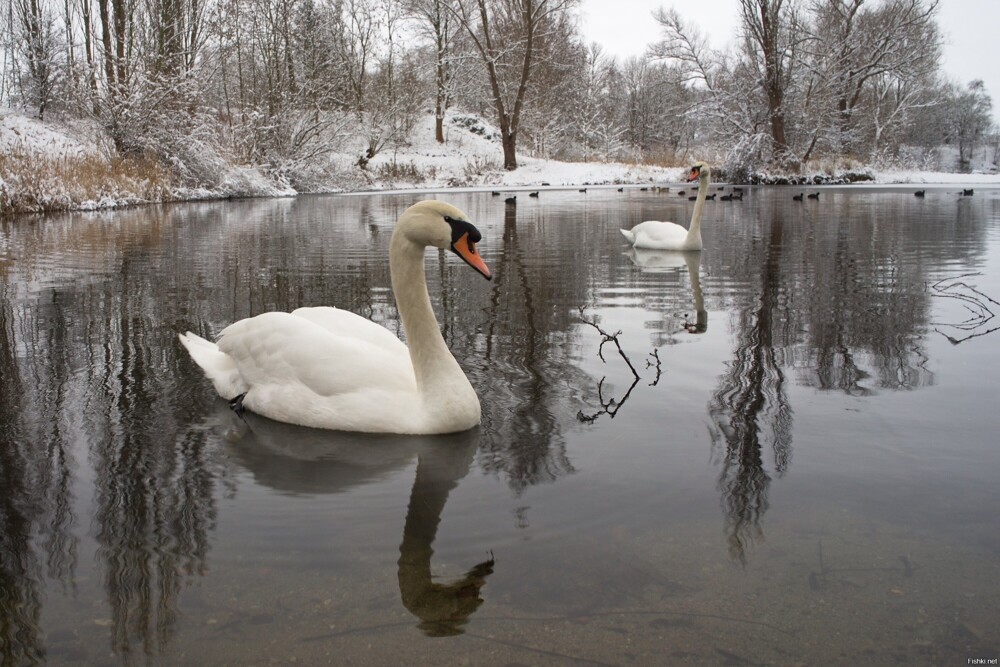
[625,248,707,335]
[224,412,494,637]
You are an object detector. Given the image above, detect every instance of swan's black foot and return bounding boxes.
[229,393,247,416]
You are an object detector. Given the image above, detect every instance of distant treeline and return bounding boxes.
[1,0,996,186]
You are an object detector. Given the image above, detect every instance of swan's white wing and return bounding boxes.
[631,220,689,247]
[290,306,408,356]
[218,312,415,399]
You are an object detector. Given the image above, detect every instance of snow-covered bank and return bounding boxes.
[872,169,1000,184]
[2,108,998,216]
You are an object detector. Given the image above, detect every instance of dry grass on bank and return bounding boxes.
[0,149,174,216]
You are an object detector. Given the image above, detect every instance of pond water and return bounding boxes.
[2,185,999,665]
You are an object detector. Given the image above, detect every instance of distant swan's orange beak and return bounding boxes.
[452,232,492,280]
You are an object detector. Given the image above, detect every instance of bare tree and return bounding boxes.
[807,0,940,156]
[144,0,207,77]
[347,0,427,170]
[949,79,993,171]
[447,0,577,170]
[738,0,801,166]
[557,44,625,161]
[649,9,758,165]
[12,0,63,119]
[404,0,462,143]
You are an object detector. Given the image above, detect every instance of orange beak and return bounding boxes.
[452,232,492,280]
[687,168,699,182]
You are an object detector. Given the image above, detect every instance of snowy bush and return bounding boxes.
[724,134,770,184]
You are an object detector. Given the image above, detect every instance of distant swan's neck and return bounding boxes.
[390,232,464,393]
[688,173,709,244]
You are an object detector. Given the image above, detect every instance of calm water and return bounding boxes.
[2,186,999,665]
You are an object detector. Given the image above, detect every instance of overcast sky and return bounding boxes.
[577,0,1000,122]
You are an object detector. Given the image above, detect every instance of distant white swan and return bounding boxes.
[179,200,492,435]
[621,162,711,251]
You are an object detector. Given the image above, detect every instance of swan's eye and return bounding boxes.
[446,217,481,247]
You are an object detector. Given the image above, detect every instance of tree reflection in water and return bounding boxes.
[708,195,938,562]
[0,208,230,663]
[1,279,81,665]
[468,204,581,495]
[708,209,792,564]
[1,189,977,659]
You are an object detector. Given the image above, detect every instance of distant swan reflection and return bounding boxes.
[626,248,707,334]
[224,413,494,637]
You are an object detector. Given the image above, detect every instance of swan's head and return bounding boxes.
[687,161,711,183]
[400,200,492,280]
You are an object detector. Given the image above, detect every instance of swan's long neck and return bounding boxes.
[389,232,466,394]
[688,170,710,244]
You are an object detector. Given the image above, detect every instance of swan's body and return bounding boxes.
[621,162,711,251]
[179,200,492,435]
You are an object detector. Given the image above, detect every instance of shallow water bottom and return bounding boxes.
[41,503,999,667]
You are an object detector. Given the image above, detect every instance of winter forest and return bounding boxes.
[1,0,998,211]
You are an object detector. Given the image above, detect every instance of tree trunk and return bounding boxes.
[80,0,101,113]
[501,130,517,170]
[435,108,445,143]
[434,20,446,143]
[741,0,791,166]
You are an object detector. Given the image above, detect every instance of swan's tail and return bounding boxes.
[178,332,246,400]
[619,228,636,245]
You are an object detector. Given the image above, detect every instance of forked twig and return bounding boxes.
[577,307,659,423]
[578,306,640,379]
[646,349,662,386]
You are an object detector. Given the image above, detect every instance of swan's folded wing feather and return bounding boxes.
[218,312,415,398]
[637,221,686,240]
[290,306,408,355]
[630,220,691,249]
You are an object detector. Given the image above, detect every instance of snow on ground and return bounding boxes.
[357,110,680,189]
[0,108,95,158]
[873,169,1000,184]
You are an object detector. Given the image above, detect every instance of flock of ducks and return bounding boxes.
[181,161,985,436]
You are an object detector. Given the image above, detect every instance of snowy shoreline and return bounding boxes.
[2,110,998,217]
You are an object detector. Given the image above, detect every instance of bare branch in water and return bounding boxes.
[577,306,640,379]
[646,350,662,386]
[576,307,659,423]
[929,273,998,344]
[577,375,642,423]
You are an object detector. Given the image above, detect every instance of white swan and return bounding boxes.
[620,161,711,251]
[179,200,492,435]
